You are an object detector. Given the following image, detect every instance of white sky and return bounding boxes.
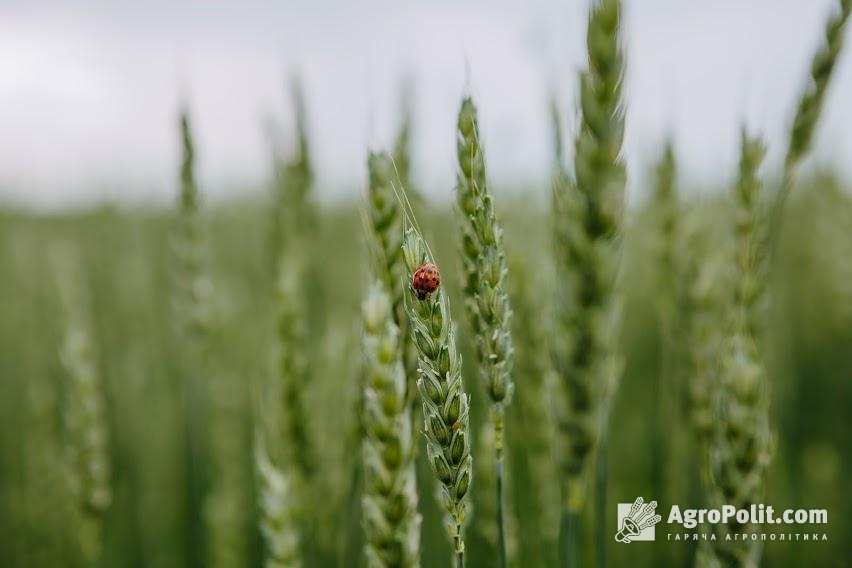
[1,0,850,209]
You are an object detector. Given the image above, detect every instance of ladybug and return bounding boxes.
[412,262,441,301]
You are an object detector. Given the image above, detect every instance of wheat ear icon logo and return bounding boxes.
[615,497,661,543]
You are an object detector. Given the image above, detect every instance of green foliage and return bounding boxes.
[2,4,852,566]
[2,186,852,567]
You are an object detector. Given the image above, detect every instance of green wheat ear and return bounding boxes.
[173,109,214,568]
[274,75,317,483]
[552,0,626,511]
[366,152,419,400]
[453,95,514,567]
[254,430,302,568]
[771,0,851,239]
[53,247,112,563]
[784,0,851,176]
[400,219,473,568]
[454,96,515,405]
[360,283,421,568]
[551,0,626,564]
[707,129,774,567]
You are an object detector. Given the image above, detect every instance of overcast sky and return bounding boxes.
[1,0,850,209]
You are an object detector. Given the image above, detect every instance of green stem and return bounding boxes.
[594,435,608,568]
[494,404,507,568]
[454,527,465,568]
[767,165,795,265]
[559,507,581,568]
[182,367,206,568]
[342,458,363,566]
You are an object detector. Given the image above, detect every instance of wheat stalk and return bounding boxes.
[401,225,472,568]
[361,283,421,567]
[276,247,314,479]
[771,0,851,242]
[273,78,317,484]
[174,111,212,342]
[682,213,727,446]
[783,0,851,181]
[173,109,212,568]
[649,143,687,557]
[473,420,518,564]
[205,317,250,568]
[506,257,560,565]
[367,153,419,394]
[680,210,731,514]
[453,96,514,568]
[54,248,112,564]
[272,76,316,250]
[708,130,774,567]
[653,143,679,330]
[551,0,626,563]
[392,80,420,203]
[255,430,302,568]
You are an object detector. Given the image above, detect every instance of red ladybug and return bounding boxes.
[412,263,441,300]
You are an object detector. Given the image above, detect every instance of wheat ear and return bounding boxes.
[255,430,301,568]
[454,96,514,568]
[54,248,112,564]
[173,110,212,568]
[367,153,419,398]
[401,225,472,568]
[361,283,421,567]
[708,130,774,567]
[771,0,851,242]
[552,0,626,563]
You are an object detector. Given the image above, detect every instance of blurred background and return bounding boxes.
[3,0,852,207]
[1,1,851,567]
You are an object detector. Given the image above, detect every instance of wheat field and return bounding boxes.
[2,1,852,567]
